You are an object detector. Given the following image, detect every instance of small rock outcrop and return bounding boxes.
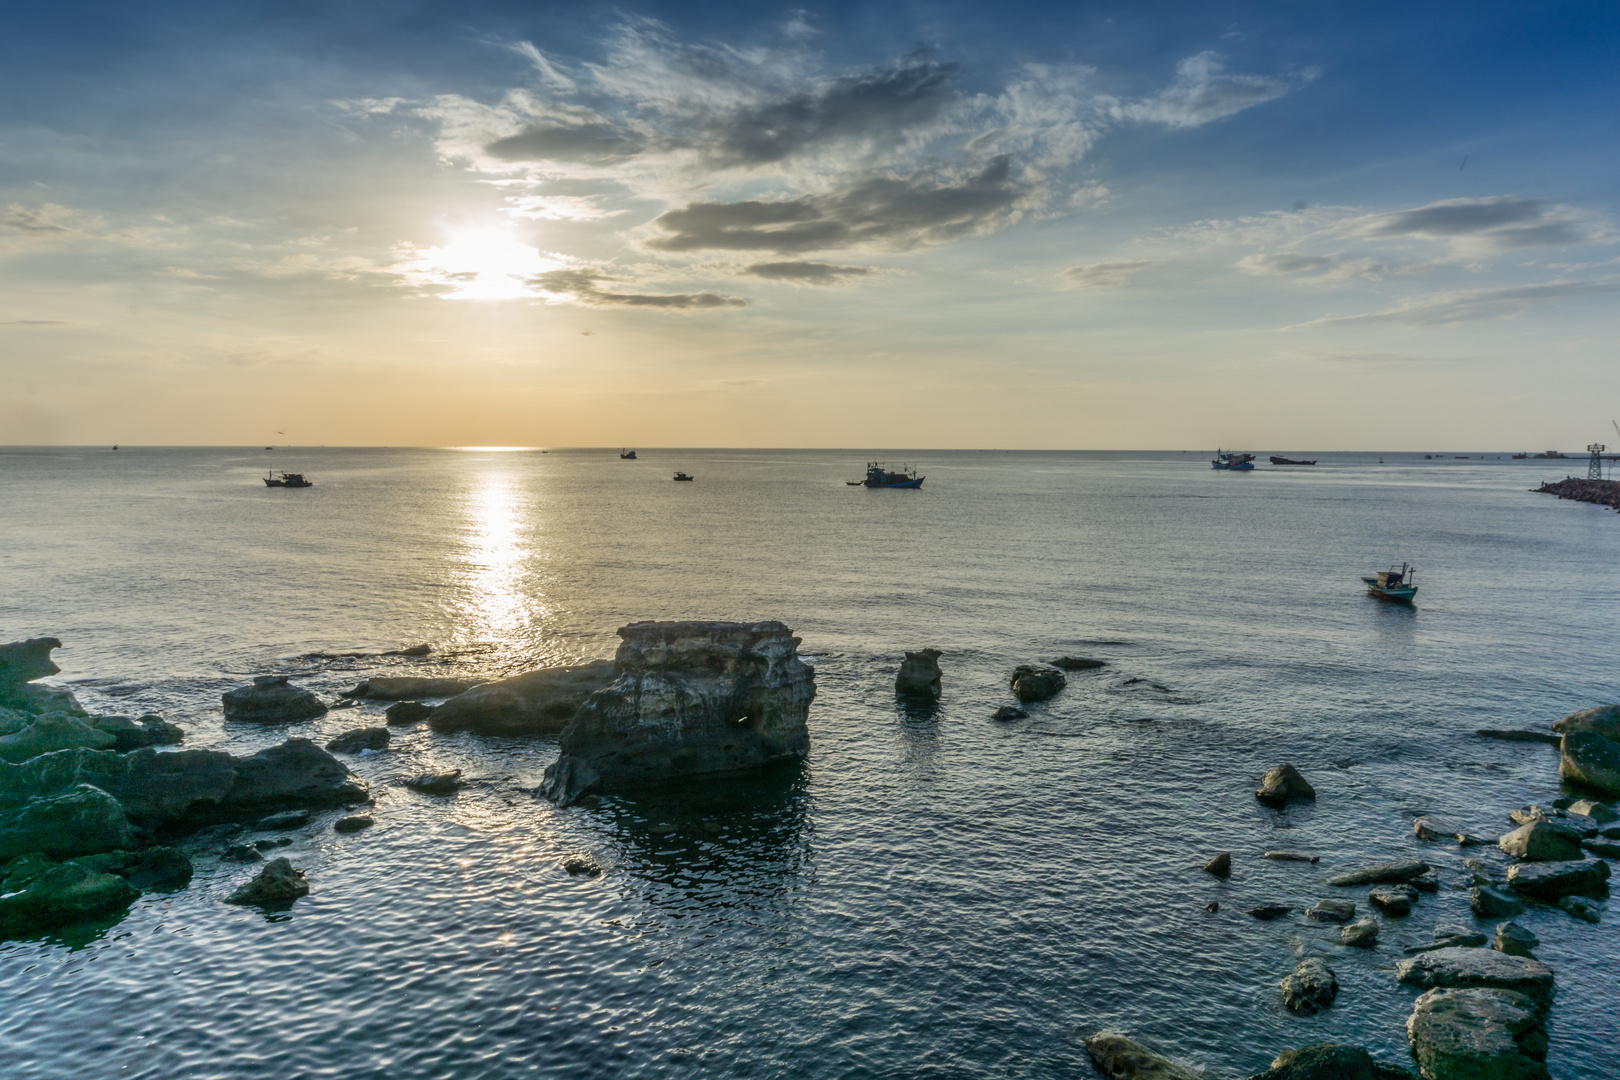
[333,814,373,833]
[254,809,310,831]
[1551,703,1620,741]
[222,676,327,723]
[1568,798,1617,822]
[1470,885,1525,918]
[1050,656,1107,670]
[1280,957,1339,1015]
[1493,922,1539,958]
[1405,987,1550,1080]
[89,714,184,751]
[562,854,601,877]
[1202,852,1232,878]
[0,714,116,762]
[1369,884,1418,915]
[0,860,140,936]
[1249,904,1291,920]
[1560,730,1620,797]
[227,857,308,906]
[1306,899,1356,924]
[990,706,1027,721]
[1339,917,1379,948]
[1326,860,1429,887]
[1247,1042,1414,1080]
[404,769,462,795]
[345,677,481,701]
[428,661,616,735]
[1505,858,1609,899]
[1498,820,1583,862]
[894,650,943,699]
[0,782,134,861]
[1009,664,1065,703]
[540,621,815,806]
[385,701,434,726]
[1558,895,1600,922]
[1082,1031,1201,1080]
[1394,948,1554,1006]
[1255,764,1315,806]
[325,727,390,754]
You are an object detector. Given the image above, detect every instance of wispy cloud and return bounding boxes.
[1060,260,1157,288]
[1358,196,1609,250]
[1107,51,1315,128]
[531,268,745,308]
[742,261,873,284]
[1235,252,1334,276]
[1293,279,1620,327]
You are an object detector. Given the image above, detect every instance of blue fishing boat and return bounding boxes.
[861,462,924,488]
[1211,450,1255,471]
[1362,562,1417,602]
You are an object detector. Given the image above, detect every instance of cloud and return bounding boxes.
[485,122,647,164]
[0,202,176,249]
[1110,52,1314,128]
[0,319,70,326]
[1294,279,1620,327]
[1359,196,1607,249]
[532,269,745,308]
[510,41,577,93]
[742,261,873,284]
[502,195,621,221]
[1060,261,1157,288]
[1235,252,1334,276]
[646,156,1031,254]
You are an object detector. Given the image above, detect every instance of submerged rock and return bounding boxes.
[325,727,390,754]
[1406,987,1549,1080]
[0,782,134,861]
[1255,764,1315,806]
[1082,1031,1201,1080]
[404,769,462,795]
[1405,926,1487,954]
[222,843,264,863]
[384,701,434,726]
[0,861,139,936]
[0,714,116,763]
[540,621,815,806]
[345,676,481,701]
[894,649,943,699]
[1009,664,1065,703]
[332,814,373,834]
[89,714,184,751]
[1247,1042,1414,1080]
[1498,820,1584,862]
[1551,703,1620,741]
[1470,885,1525,918]
[1493,922,1539,958]
[1202,851,1232,878]
[124,847,193,891]
[428,661,616,735]
[1557,895,1600,922]
[227,857,308,906]
[1506,858,1609,899]
[1280,957,1339,1015]
[1248,904,1291,920]
[1394,948,1554,1006]
[1560,730,1620,797]
[253,809,309,831]
[1369,884,1418,915]
[1264,850,1319,863]
[990,706,1027,722]
[1475,729,1562,746]
[562,854,601,877]
[1306,899,1356,924]
[1327,860,1429,887]
[1050,656,1107,670]
[1339,917,1379,948]
[221,676,327,723]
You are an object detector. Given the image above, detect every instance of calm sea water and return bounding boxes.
[1,447,1617,1079]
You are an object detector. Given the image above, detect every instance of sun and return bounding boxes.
[404,227,556,300]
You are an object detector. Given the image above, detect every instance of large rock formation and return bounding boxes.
[0,860,140,936]
[0,782,134,860]
[1560,730,1620,797]
[1082,1032,1201,1080]
[222,676,327,723]
[88,714,184,752]
[428,661,616,735]
[0,714,116,762]
[1551,704,1620,741]
[1498,820,1584,862]
[894,650,943,699]
[1405,988,1549,1080]
[345,676,481,701]
[539,621,815,806]
[0,637,84,716]
[1247,1043,1415,1080]
[1394,948,1555,1007]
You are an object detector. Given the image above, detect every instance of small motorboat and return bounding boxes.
[1362,562,1416,602]
[1212,450,1255,471]
[264,471,312,488]
[673,472,694,482]
[619,449,637,460]
[1269,456,1317,466]
[860,462,924,488]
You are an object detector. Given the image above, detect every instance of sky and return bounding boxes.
[3,1,1618,449]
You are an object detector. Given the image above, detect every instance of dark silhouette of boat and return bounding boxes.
[1212,450,1255,470]
[1511,453,1528,459]
[264,471,312,488]
[1269,456,1317,465]
[860,462,924,488]
[619,449,637,459]
[673,472,693,481]
[1362,562,1416,602]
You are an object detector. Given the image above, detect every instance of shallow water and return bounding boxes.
[1,447,1617,1079]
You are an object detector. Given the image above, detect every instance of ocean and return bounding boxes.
[1,446,1617,1079]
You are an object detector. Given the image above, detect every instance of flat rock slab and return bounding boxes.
[1083,1032,1201,1080]
[1394,948,1554,1006]
[345,677,482,701]
[1406,987,1549,1080]
[428,662,616,735]
[253,809,310,831]
[1475,729,1562,746]
[1471,886,1525,918]
[1307,899,1356,924]
[1264,850,1319,863]
[1050,656,1107,670]
[403,769,462,796]
[333,815,373,834]
[1567,798,1617,823]
[1328,860,1429,887]
[1506,858,1610,899]
[1370,884,1418,915]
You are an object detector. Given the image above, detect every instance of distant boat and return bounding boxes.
[673,472,693,482]
[1511,453,1528,459]
[264,471,312,488]
[1212,450,1255,471]
[619,449,637,460]
[112,445,119,450]
[1362,562,1417,602]
[1269,456,1317,466]
[860,462,924,488]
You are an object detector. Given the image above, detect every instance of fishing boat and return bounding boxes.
[1361,562,1417,602]
[1269,456,1317,466]
[619,449,637,460]
[264,471,312,488]
[1212,450,1255,471]
[860,462,924,488]
[673,472,693,482]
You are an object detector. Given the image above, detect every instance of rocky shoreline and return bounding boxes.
[1534,477,1620,512]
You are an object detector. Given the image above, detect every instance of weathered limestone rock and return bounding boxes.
[325,727,390,754]
[0,714,116,762]
[1551,703,1620,741]
[1406,988,1549,1080]
[226,857,308,906]
[333,814,373,833]
[1493,922,1539,958]
[1009,664,1065,702]
[385,701,434,726]
[1256,764,1316,806]
[428,661,616,734]
[345,676,481,701]
[1471,885,1525,918]
[0,637,62,687]
[221,676,327,723]
[1568,799,1618,823]
[1202,851,1232,878]
[1370,884,1419,915]
[1328,860,1429,887]
[1306,899,1356,924]
[1247,1042,1415,1080]
[0,861,139,936]
[894,649,943,699]
[0,783,134,861]
[1394,948,1554,1006]
[89,714,184,752]
[1280,957,1339,1015]
[1082,1032,1201,1080]
[1340,917,1379,948]
[1506,858,1609,899]
[1560,730,1620,797]
[1498,820,1584,862]
[404,769,462,795]
[540,621,815,806]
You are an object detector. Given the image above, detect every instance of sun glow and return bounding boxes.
[399,227,557,300]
